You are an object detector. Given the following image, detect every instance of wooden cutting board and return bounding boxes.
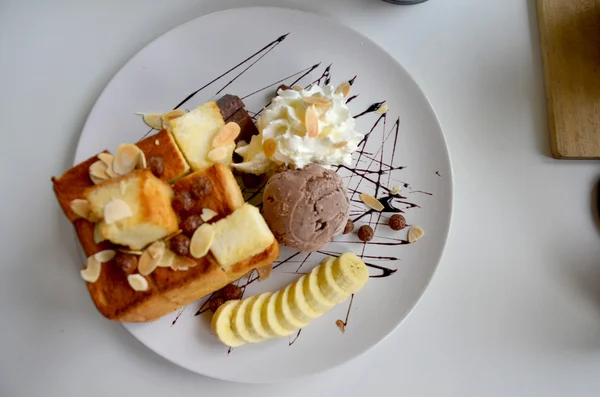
[537,0,600,159]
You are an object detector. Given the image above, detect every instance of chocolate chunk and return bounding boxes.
[216,94,245,120]
[389,214,406,231]
[358,225,374,242]
[343,219,354,234]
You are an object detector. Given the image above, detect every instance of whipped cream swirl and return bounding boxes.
[234,85,363,174]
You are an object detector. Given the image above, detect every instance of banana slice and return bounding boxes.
[275,285,310,330]
[246,292,274,339]
[287,275,323,323]
[317,257,350,304]
[232,296,265,343]
[211,300,245,347]
[331,252,369,294]
[303,265,335,312]
[262,291,295,337]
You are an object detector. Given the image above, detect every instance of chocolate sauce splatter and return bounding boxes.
[289,329,302,346]
[240,63,321,100]
[354,101,386,118]
[346,94,359,103]
[171,305,187,326]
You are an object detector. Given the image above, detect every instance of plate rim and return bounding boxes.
[74,6,454,383]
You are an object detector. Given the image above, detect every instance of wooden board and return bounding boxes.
[537,0,600,159]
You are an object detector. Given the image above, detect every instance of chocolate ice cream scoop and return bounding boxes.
[262,164,350,252]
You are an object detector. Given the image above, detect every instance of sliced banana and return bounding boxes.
[231,297,265,343]
[246,292,274,339]
[262,291,295,337]
[276,284,311,330]
[303,265,335,313]
[287,275,322,323]
[331,252,369,294]
[211,300,245,347]
[317,257,351,304]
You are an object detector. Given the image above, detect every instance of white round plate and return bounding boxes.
[75,7,452,383]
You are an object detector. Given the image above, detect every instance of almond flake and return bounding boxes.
[113,144,142,175]
[212,122,241,148]
[90,174,106,185]
[207,146,229,163]
[190,224,215,258]
[70,199,91,219]
[263,138,278,159]
[170,255,196,271]
[158,249,176,268]
[162,109,185,128]
[360,193,384,212]
[141,113,163,129]
[408,226,424,243]
[138,250,161,276]
[81,256,102,283]
[335,319,346,334]
[127,274,149,291]
[376,104,389,114]
[146,240,165,259]
[154,139,160,146]
[89,161,109,180]
[200,208,218,222]
[136,150,147,169]
[305,105,320,138]
[105,166,118,179]
[292,85,303,91]
[97,153,114,167]
[303,96,331,107]
[93,223,105,244]
[257,264,272,281]
[332,141,348,149]
[390,185,402,195]
[335,81,351,98]
[118,249,143,255]
[94,249,116,263]
[103,199,133,224]
[164,229,182,241]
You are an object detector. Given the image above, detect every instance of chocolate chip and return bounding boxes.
[172,190,194,213]
[241,173,260,189]
[208,296,226,313]
[180,214,203,236]
[170,234,190,256]
[389,214,406,231]
[190,176,212,199]
[147,156,164,178]
[219,284,242,300]
[343,219,354,234]
[115,253,138,275]
[357,225,374,242]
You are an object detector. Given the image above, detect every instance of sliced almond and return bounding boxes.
[212,122,241,148]
[162,109,185,128]
[158,249,176,268]
[390,185,402,195]
[200,208,218,222]
[89,161,109,180]
[335,81,351,98]
[70,199,91,220]
[303,96,331,107]
[113,144,142,175]
[127,274,149,291]
[94,249,116,263]
[118,249,143,255]
[305,105,320,138]
[93,223,105,244]
[190,223,215,258]
[103,199,133,224]
[154,139,160,146]
[292,85,303,91]
[360,193,384,212]
[408,226,424,243]
[81,256,102,283]
[97,153,114,167]
[332,141,348,149]
[207,146,229,163]
[146,240,165,259]
[136,150,147,169]
[164,229,182,241]
[263,138,278,159]
[105,166,119,179]
[90,174,106,185]
[141,113,163,130]
[138,250,161,276]
[171,255,197,271]
[257,264,272,281]
[376,103,389,114]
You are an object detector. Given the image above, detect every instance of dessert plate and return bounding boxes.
[75,7,452,383]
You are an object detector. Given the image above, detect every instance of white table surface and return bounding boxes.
[2,0,600,395]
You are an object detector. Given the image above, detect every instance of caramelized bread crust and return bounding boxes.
[136,129,190,182]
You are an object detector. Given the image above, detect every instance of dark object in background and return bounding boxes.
[382,0,429,4]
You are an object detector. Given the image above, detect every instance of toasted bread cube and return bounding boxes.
[169,102,235,171]
[209,203,275,272]
[136,129,190,182]
[84,169,178,250]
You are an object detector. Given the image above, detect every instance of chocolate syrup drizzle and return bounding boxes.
[157,33,435,344]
